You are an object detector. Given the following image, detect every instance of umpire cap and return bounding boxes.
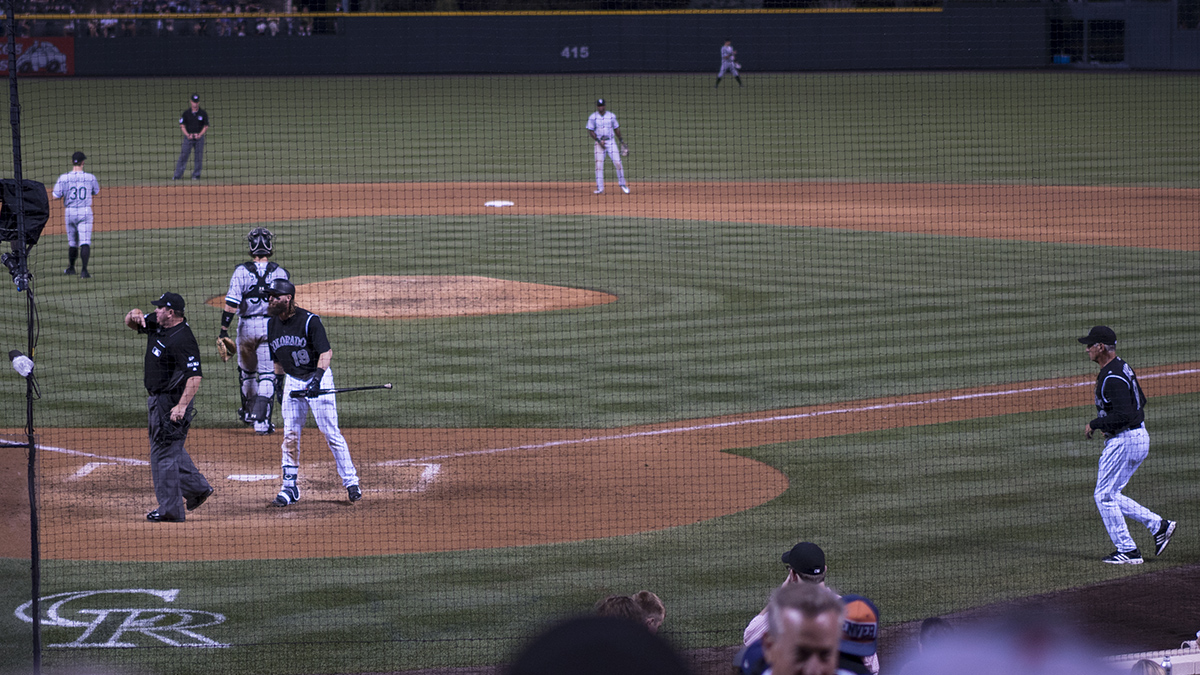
[72,151,86,164]
[266,278,296,297]
[1078,325,1117,346]
[151,292,185,313]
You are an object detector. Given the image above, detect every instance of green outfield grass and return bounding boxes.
[7,73,1200,187]
[0,216,1195,429]
[1,72,1196,674]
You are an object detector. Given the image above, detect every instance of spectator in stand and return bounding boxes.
[1129,660,1166,675]
[761,583,844,675]
[594,594,647,626]
[507,615,692,675]
[836,595,879,675]
[633,590,665,634]
[917,617,952,653]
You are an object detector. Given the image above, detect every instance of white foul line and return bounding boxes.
[405,367,1200,463]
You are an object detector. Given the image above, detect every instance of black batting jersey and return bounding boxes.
[267,307,331,379]
[1089,356,1146,435]
[139,314,203,399]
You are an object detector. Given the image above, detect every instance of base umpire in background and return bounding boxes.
[1079,325,1176,564]
[265,278,362,506]
[218,227,289,435]
[125,292,213,522]
[174,93,209,181]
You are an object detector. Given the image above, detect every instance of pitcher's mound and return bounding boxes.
[208,275,618,319]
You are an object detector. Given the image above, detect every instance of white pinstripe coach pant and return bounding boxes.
[1094,425,1162,552]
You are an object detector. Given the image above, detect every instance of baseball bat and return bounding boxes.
[289,383,393,398]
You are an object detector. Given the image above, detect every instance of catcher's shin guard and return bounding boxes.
[247,395,273,423]
[237,367,254,423]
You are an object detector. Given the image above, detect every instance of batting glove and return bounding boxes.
[304,369,325,398]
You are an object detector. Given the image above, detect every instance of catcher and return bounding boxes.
[217,227,290,434]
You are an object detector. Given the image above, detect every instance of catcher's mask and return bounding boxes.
[247,227,274,257]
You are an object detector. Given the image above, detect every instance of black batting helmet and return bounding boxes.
[247,227,274,257]
[266,278,295,297]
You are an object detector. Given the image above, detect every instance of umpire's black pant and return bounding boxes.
[147,394,210,520]
[174,135,205,179]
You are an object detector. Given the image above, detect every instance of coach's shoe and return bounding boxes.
[63,267,76,275]
[254,420,274,435]
[1102,549,1143,565]
[620,185,630,194]
[271,486,300,507]
[186,488,213,511]
[1154,520,1177,556]
[347,484,362,503]
[146,509,183,523]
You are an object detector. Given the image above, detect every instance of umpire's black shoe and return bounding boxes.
[347,485,362,503]
[186,488,214,511]
[63,267,76,275]
[146,509,183,523]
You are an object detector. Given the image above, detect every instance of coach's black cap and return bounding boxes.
[596,98,605,106]
[1078,325,1116,346]
[151,292,186,313]
[191,93,200,101]
[72,151,86,164]
[782,541,826,575]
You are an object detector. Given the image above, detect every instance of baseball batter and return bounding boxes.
[220,227,289,435]
[1078,325,1176,565]
[586,99,630,195]
[51,151,100,279]
[716,40,743,87]
[265,278,361,506]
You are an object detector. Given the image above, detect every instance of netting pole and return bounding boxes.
[6,2,42,672]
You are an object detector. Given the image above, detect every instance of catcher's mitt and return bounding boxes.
[216,336,235,362]
[620,142,629,157]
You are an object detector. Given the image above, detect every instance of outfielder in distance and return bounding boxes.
[265,278,362,506]
[218,227,290,435]
[716,39,743,88]
[51,151,100,279]
[1078,325,1176,565]
[586,98,630,195]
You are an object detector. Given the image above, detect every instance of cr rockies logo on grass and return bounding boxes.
[14,589,228,648]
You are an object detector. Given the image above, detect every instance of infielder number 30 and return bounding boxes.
[561,46,589,58]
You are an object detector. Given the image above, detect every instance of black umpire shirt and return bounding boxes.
[1089,356,1146,435]
[268,307,332,380]
[139,313,203,400]
[179,107,210,135]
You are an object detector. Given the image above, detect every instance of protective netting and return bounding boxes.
[1,17,1197,675]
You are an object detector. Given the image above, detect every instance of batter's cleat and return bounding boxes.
[620,185,630,194]
[1154,519,1177,556]
[63,267,76,275]
[186,487,213,511]
[80,270,91,279]
[271,486,300,507]
[1102,549,1143,565]
[254,420,274,435]
[146,509,183,522]
[347,485,362,503]
[593,189,604,194]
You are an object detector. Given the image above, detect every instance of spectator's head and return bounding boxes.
[506,615,692,675]
[594,594,646,626]
[633,590,665,634]
[918,617,952,652]
[1129,660,1166,675]
[782,541,826,584]
[838,595,879,659]
[763,583,843,675]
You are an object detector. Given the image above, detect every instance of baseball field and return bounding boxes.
[1,72,1198,674]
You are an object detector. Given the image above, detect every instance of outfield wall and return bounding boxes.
[72,7,1054,76]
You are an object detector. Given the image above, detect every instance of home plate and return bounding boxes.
[484,200,514,207]
[228,474,278,482]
